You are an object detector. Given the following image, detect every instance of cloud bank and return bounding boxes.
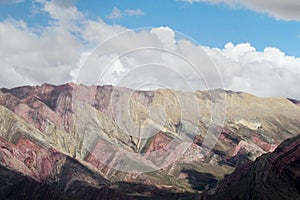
[183,0,300,21]
[1,0,300,99]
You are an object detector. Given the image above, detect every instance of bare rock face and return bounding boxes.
[204,135,300,200]
[0,136,61,181]
[0,83,300,199]
[0,105,131,200]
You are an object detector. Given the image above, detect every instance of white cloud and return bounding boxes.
[150,27,177,51]
[125,9,144,16]
[207,43,300,98]
[106,7,122,19]
[79,18,125,44]
[76,28,300,99]
[183,0,300,21]
[106,7,145,19]
[1,0,300,99]
[0,18,82,87]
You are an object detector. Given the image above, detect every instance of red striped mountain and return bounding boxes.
[0,83,300,199]
[203,134,300,200]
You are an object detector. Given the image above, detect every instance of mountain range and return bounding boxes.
[0,83,299,199]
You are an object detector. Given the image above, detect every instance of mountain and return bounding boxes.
[0,83,300,199]
[203,134,300,200]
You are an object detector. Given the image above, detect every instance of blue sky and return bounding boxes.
[1,0,300,99]
[1,0,300,56]
[97,0,300,57]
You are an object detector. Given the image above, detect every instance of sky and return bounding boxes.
[1,0,300,99]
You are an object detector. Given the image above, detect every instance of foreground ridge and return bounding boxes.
[203,135,300,200]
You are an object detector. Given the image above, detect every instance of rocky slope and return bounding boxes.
[0,83,300,199]
[203,134,300,200]
[0,105,132,199]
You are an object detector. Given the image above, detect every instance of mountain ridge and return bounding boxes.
[0,83,300,199]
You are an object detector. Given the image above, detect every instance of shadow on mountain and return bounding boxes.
[181,169,218,191]
[1,165,204,200]
[0,165,132,200]
[218,153,253,168]
[114,181,198,200]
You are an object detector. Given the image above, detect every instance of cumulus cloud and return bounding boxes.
[1,0,300,99]
[183,0,300,21]
[150,27,177,51]
[75,26,300,99]
[0,18,82,87]
[0,0,125,88]
[207,43,300,98]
